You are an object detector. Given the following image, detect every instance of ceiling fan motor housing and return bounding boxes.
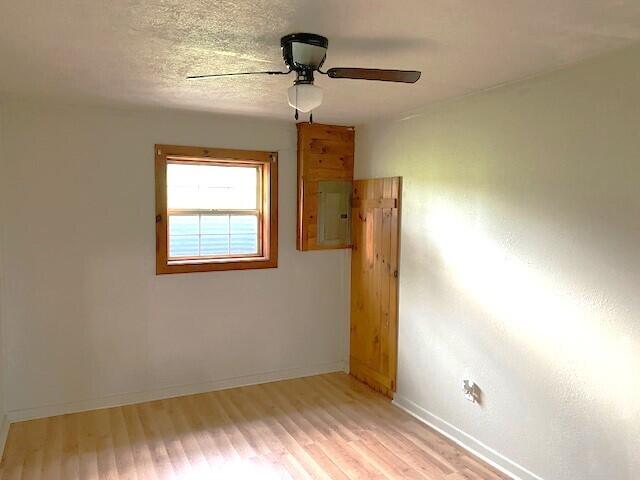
[281,33,328,84]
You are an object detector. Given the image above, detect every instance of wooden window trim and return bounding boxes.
[155,144,278,274]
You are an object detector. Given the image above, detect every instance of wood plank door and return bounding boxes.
[350,177,401,398]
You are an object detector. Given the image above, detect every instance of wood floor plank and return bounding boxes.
[158,397,211,475]
[0,373,511,479]
[119,404,160,480]
[282,379,358,444]
[304,443,351,480]
[138,401,191,477]
[244,384,315,448]
[60,414,80,480]
[365,429,447,479]
[240,386,331,480]
[109,407,138,480]
[3,423,26,480]
[93,408,119,480]
[314,437,386,480]
[204,391,257,459]
[225,387,287,456]
[187,393,240,464]
[259,381,329,445]
[349,435,427,480]
[170,395,223,471]
[77,411,100,480]
[40,415,63,480]
[130,403,176,479]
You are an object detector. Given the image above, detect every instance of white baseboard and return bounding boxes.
[0,415,9,460]
[7,360,347,423]
[393,394,544,480]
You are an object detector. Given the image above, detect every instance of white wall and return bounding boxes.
[356,44,640,480]
[0,101,350,419]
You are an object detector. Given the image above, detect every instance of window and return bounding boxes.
[155,145,278,274]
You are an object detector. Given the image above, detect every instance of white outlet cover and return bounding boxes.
[463,380,477,402]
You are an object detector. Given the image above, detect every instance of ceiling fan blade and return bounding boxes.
[187,70,290,79]
[326,68,421,83]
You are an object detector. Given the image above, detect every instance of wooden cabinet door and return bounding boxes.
[350,177,401,398]
[296,122,355,251]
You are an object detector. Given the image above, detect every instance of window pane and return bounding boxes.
[169,215,199,235]
[230,215,258,235]
[230,234,258,254]
[201,215,229,234]
[167,185,199,209]
[169,235,199,257]
[201,235,229,256]
[167,163,257,210]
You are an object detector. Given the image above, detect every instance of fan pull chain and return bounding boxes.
[295,109,299,120]
[310,112,313,124]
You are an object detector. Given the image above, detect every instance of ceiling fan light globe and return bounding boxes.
[287,84,323,112]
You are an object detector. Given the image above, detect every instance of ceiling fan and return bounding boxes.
[187,33,421,119]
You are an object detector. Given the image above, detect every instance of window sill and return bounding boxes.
[157,256,277,274]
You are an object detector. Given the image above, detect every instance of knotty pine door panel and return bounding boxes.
[296,122,355,251]
[350,177,401,398]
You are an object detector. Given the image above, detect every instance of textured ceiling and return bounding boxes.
[1,1,639,123]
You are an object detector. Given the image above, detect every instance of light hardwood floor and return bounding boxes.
[0,373,509,479]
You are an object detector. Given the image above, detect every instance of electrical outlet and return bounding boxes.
[463,380,478,403]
